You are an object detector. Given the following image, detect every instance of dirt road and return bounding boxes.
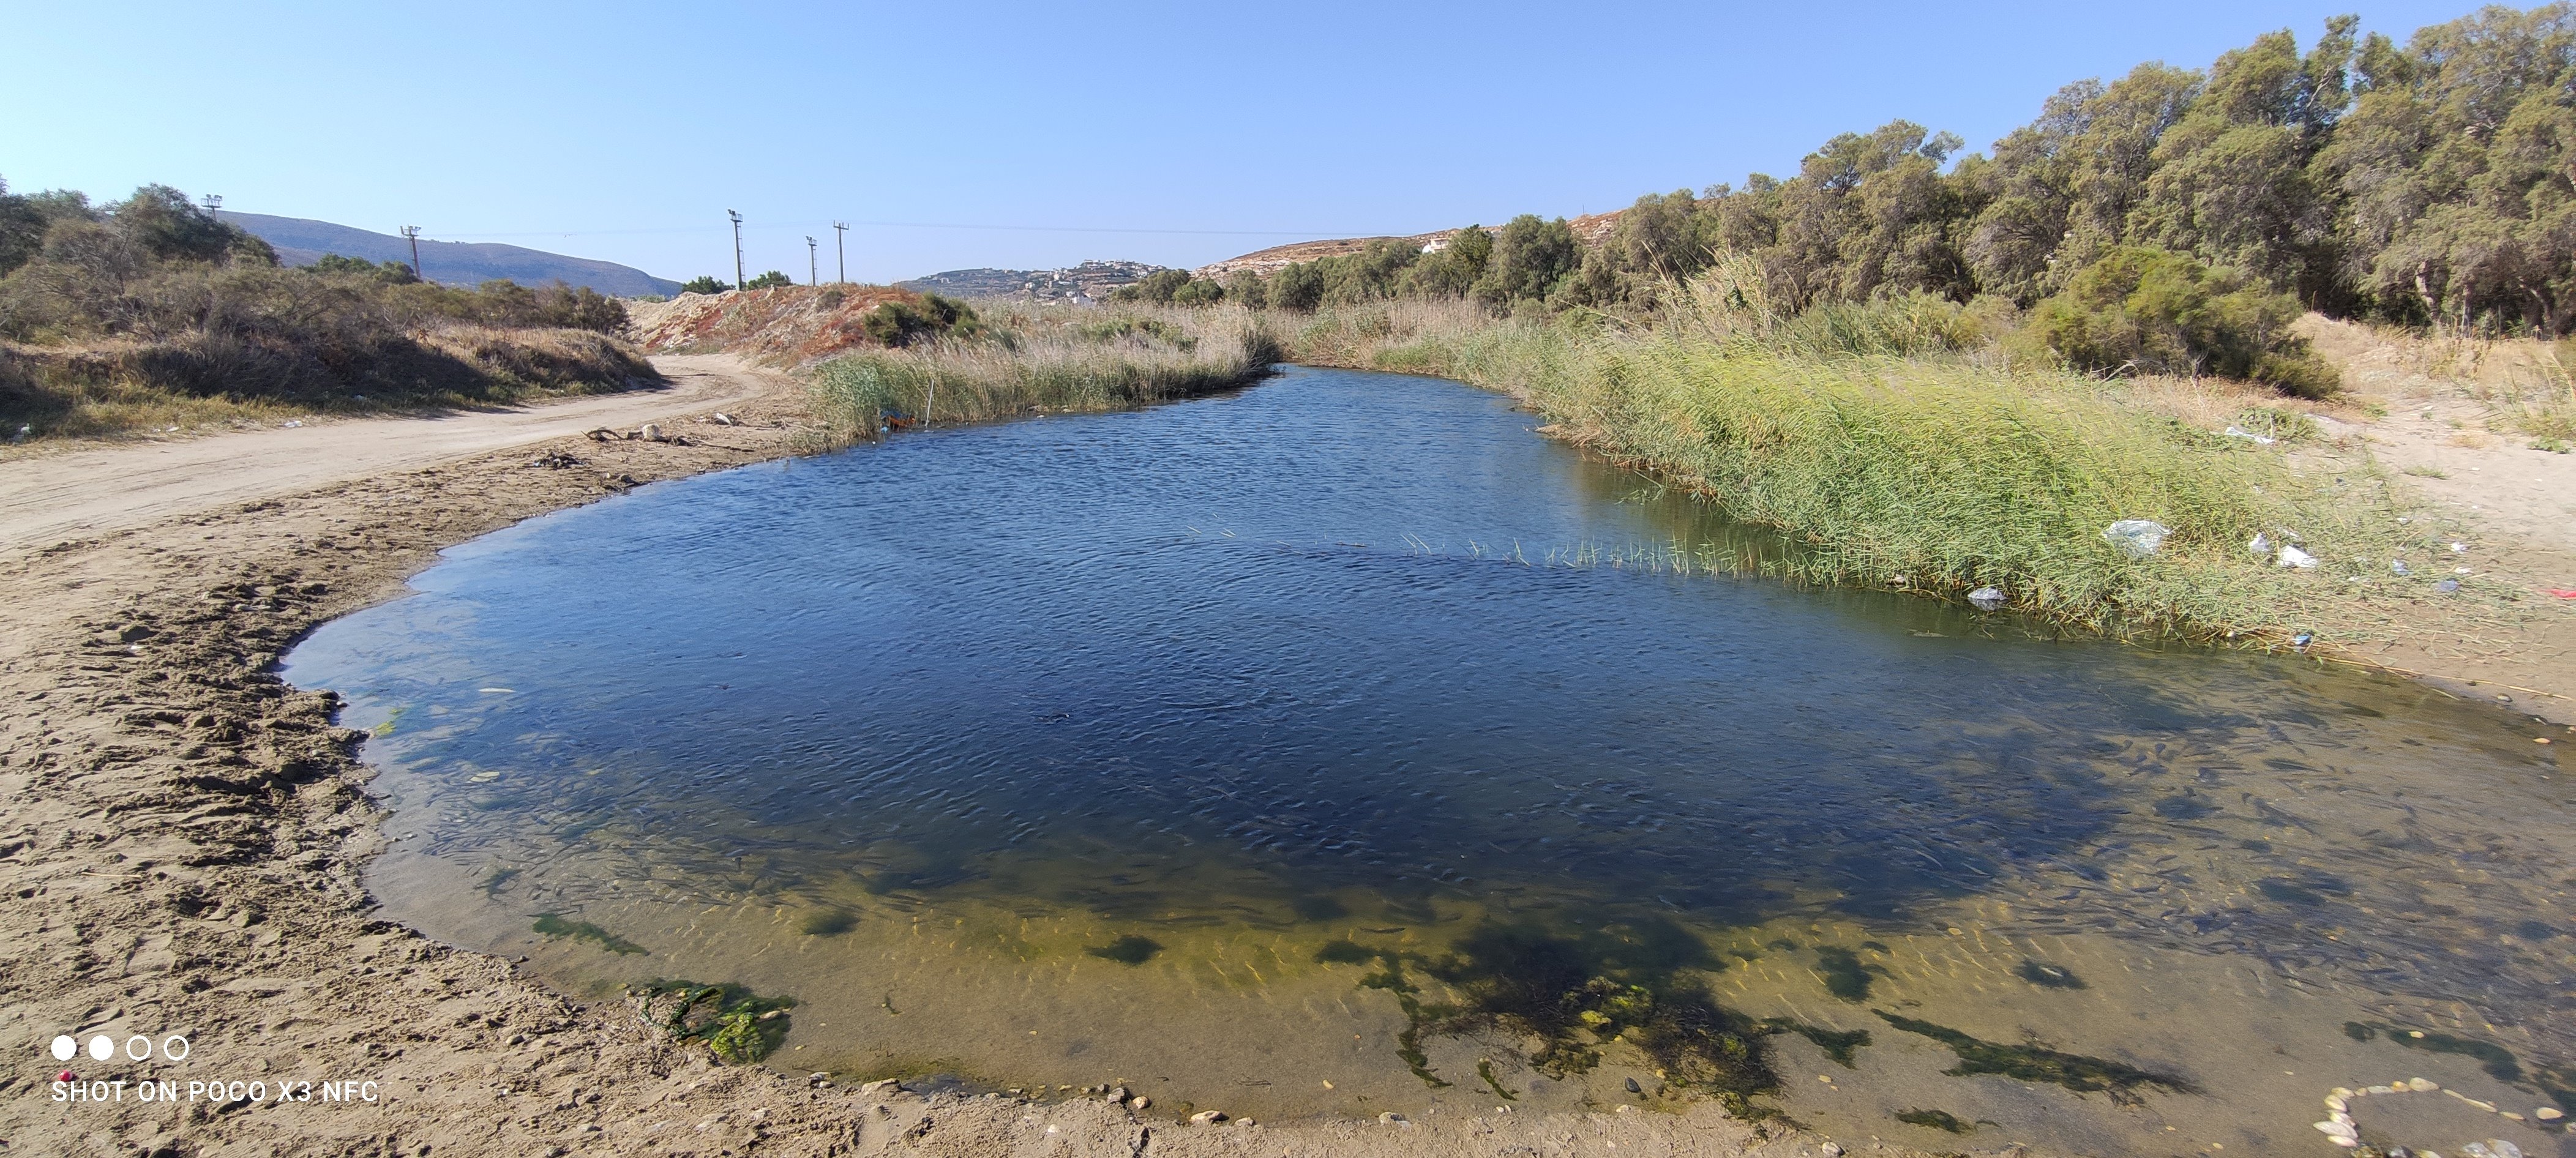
[0,354,776,559]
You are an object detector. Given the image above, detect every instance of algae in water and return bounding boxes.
[1874,1011,2195,1102]
[533,912,645,955]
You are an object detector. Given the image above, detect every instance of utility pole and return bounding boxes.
[400,226,423,282]
[727,209,745,291]
[832,222,848,284]
[200,193,222,219]
[806,236,818,286]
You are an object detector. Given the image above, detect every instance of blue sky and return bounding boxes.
[6,1,2487,283]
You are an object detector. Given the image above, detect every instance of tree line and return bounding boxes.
[1124,4,2574,384]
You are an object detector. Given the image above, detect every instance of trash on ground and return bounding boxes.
[2248,532,2273,557]
[2436,578,2462,593]
[2103,520,2171,559]
[711,413,739,425]
[2276,545,2321,569]
[2391,560,2411,576]
[2546,589,2576,599]
[1966,586,2007,610]
[2293,632,2314,648]
[2223,425,2277,445]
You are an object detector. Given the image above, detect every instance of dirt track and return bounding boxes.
[0,354,1835,1157]
[0,356,773,559]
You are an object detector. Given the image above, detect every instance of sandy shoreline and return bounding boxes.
[0,354,1869,1157]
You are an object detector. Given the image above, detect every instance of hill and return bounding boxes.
[219,212,681,297]
[897,260,1163,302]
[1194,214,1622,279]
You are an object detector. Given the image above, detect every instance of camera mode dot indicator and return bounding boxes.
[88,1035,114,1061]
[50,1035,77,1061]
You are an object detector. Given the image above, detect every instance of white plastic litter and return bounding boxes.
[1966,586,2007,610]
[2277,545,2321,569]
[2248,532,2273,557]
[2223,425,2278,445]
[2103,520,2171,559]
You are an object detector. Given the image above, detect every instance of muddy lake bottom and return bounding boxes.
[285,367,2576,1156]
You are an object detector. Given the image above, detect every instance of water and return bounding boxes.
[285,367,2574,1154]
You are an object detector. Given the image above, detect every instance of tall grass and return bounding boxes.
[809,305,1282,433]
[1268,277,2422,640]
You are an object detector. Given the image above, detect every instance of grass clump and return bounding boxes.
[1874,1010,2195,1102]
[809,305,1281,433]
[531,912,645,955]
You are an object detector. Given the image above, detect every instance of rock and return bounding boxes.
[2326,1095,2350,1111]
[858,1079,901,1095]
[2406,1078,2437,1091]
[1821,1145,1844,1157]
[1107,1086,1129,1102]
[2392,559,2412,575]
[2536,1106,2564,1120]
[1128,1096,1150,1111]
[2317,1120,2359,1139]
[638,423,665,441]
[2249,532,2274,557]
[1189,1110,1227,1125]
[1378,1112,1410,1126]
[2436,578,2461,592]
[1625,1077,1642,1094]
[1967,586,2007,610]
[711,413,739,425]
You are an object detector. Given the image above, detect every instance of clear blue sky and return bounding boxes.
[5,0,2487,284]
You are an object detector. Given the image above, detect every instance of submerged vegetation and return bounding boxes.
[636,980,798,1065]
[531,913,645,955]
[0,178,653,440]
[1316,919,1777,1115]
[1874,1011,2196,1102]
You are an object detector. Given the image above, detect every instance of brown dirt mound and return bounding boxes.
[630,286,927,366]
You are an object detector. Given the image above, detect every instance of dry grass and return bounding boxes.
[807,305,1282,432]
[1,326,657,443]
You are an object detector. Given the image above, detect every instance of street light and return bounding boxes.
[727,210,744,291]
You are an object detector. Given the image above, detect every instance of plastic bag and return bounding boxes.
[1966,586,2007,610]
[2102,520,2171,559]
[2277,545,2320,569]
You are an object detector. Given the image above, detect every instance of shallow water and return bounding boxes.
[286,366,2574,1154]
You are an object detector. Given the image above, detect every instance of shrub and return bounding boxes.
[861,293,982,348]
[2013,247,2339,396]
[1270,262,1325,312]
[680,275,731,294]
[308,253,420,284]
[745,270,793,290]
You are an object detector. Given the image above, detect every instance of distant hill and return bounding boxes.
[219,212,682,297]
[897,260,1164,302]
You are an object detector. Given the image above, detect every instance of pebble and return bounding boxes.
[1107,1086,1129,1102]
[1189,1110,1228,1125]
[1128,1096,1150,1111]
[2537,1107,2564,1120]
[2327,1095,2350,1111]
[1820,1145,1844,1157]
[1378,1112,1410,1127]
[1625,1077,1642,1094]
[2408,1078,2438,1091]
[2318,1120,2359,1139]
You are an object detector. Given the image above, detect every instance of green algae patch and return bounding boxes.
[2015,960,2086,989]
[1895,1107,1974,1133]
[799,909,857,936]
[1317,921,1777,1115]
[1764,1018,1872,1067]
[1085,935,1164,965]
[2350,1020,2523,1083]
[1478,1058,1519,1100]
[638,980,798,1064]
[1813,946,1885,1002]
[533,913,644,955]
[1874,1011,2195,1102]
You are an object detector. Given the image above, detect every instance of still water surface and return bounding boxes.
[285,367,2574,1154]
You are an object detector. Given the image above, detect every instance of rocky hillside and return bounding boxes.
[897,260,1163,302]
